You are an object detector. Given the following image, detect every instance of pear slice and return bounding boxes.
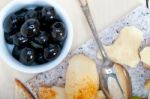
[65,54,99,99]
[140,46,150,69]
[97,26,143,67]
[96,90,106,99]
[144,79,150,90]
[38,86,65,99]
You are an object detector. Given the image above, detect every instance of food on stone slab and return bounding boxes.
[144,79,150,90]
[140,46,150,69]
[38,86,65,99]
[15,26,146,99]
[15,54,134,99]
[97,26,143,67]
[65,54,99,99]
[38,87,106,99]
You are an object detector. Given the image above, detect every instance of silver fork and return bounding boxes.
[78,0,125,98]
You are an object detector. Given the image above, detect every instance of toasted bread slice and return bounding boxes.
[65,54,99,99]
[15,79,34,99]
[38,86,65,99]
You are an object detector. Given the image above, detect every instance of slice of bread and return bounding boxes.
[38,86,65,99]
[15,79,34,99]
[65,54,99,99]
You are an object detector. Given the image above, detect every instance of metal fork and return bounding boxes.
[78,0,125,99]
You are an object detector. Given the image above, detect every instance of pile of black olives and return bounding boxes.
[3,5,67,65]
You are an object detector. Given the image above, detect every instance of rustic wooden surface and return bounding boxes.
[0,0,143,98]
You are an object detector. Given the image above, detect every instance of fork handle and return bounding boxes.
[78,0,108,61]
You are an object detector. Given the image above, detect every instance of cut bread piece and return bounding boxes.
[140,47,150,69]
[96,90,106,99]
[97,26,143,67]
[65,54,99,99]
[38,86,65,99]
[15,79,34,99]
[144,79,150,90]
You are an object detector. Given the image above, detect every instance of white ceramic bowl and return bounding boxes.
[0,0,73,73]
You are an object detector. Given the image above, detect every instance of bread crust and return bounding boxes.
[15,79,34,99]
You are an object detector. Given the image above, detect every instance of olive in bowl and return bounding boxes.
[0,0,73,73]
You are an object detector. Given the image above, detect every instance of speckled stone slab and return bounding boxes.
[26,5,150,98]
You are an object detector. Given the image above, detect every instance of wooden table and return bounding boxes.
[0,0,143,98]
